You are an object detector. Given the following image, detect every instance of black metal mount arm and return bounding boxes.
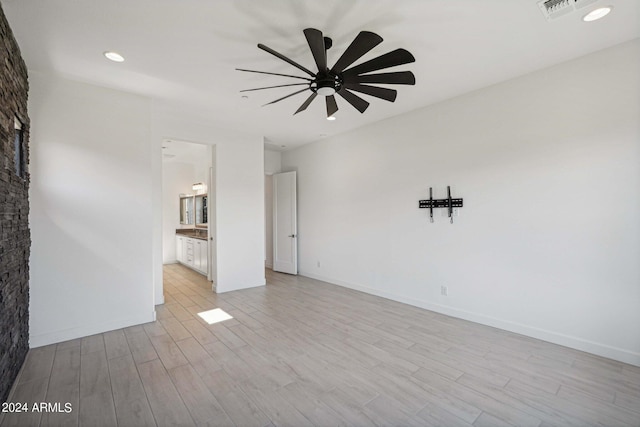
[418,186,463,224]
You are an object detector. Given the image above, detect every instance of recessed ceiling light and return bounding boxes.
[103,51,125,62]
[327,116,336,121]
[583,6,612,22]
[241,95,249,99]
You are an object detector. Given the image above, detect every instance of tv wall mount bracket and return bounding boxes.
[419,186,463,224]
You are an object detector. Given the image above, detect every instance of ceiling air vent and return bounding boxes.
[538,0,601,21]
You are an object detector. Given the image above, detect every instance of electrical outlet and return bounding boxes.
[441,285,448,296]
[453,208,460,217]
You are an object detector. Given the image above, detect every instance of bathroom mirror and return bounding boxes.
[179,196,194,225]
[195,194,208,226]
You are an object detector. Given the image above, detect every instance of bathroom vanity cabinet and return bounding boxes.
[176,234,208,275]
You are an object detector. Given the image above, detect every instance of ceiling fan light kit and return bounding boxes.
[237,28,416,119]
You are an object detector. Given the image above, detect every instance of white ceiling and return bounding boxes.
[3,0,639,150]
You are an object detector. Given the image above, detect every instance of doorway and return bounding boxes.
[272,171,298,275]
[161,139,217,294]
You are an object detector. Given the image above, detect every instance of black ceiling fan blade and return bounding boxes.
[326,95,338,117]
[294,93,318,115]
[342,48,415,76]
[263,88,309,106]
[257,43,316,77]
[240,83,309,93]
[330,31,383,74]
[337,88,369,113]
[342,83,397,102]
[236,68,313,81]
[303,28,327,72]
[342,71,415,85]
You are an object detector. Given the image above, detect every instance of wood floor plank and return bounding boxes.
[416,401,475,427]
[56,338,81,351]
[526,355,618,402]
[143,321,168,338]
[103,329,131,360]
[374,338,464,380]
[175,337,222,377]
[284,354,344,395]
[137,359,194,426]
[40,384,79,427]
[614,390,640,414]
[181,319,220,346]
[80,334,105,355]
[201,369,271,427]
[108,354,156,427]
[457,369,588,427]
[277,381,349,427]
[556,385,640,426]
[40,346,81,427]
[239,376,314,427]
[148,333,189,370]
[412,367,542,427]
[318,386,378,426]
[155,304,174,320]
[123,324,145,337]
[79,350,117,426]
[473,412,515,427]
[232,344,294,389]
[168,364,233,426]
[126,330,159,365]
[166,302,194,321]
[160,317,192,342]
[362,394,426,427]
[504,380,600,427]
[1,377,49,427]
[207,322,247,349]
[17,344,56,384]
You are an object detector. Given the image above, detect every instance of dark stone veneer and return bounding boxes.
[0,3,30,404]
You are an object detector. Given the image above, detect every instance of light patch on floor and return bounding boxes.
[197,308,233,325]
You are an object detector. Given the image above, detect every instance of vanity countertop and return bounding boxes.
[176,229,208,241]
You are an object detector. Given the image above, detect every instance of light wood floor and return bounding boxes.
[2,264,639,427]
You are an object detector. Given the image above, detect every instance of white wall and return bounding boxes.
[28,72,155,347]
[265,148,282,175]
[152,110,265,294]
[162,162,197,263]
[282,40,640,366]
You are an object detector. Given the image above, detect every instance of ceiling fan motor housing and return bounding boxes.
[313,73,342,96]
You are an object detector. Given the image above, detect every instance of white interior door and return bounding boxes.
[273,171,297,275]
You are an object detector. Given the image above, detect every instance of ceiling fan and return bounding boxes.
[237,28,416,118]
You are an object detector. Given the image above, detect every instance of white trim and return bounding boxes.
[299,270,640,367]
[29,312,154,348]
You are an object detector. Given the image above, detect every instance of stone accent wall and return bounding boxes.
[0,4,30,404]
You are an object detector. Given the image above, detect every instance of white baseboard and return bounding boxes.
[216,278,266,294]
[299,270,640,367]
[29,311,155,348]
